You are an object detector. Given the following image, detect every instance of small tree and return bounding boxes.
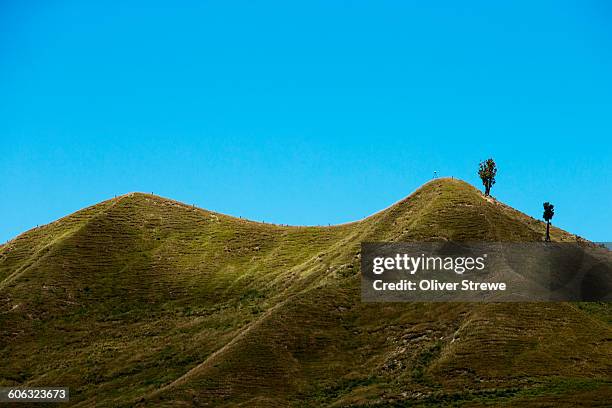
[543,202,554,242]
[478,158,497,196]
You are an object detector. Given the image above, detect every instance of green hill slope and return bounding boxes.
[1,179,610,407]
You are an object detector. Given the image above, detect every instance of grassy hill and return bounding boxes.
[1,178,610,407]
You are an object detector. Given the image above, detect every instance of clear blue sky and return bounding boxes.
[1,1,610,242]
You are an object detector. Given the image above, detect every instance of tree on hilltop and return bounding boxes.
[543,202,555,242]
[478,158,497,196]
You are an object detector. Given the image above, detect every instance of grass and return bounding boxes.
[0,179,610,407]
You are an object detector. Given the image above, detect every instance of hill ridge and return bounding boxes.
[3,178,574,245]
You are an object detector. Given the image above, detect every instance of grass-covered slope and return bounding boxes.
[0,179,610,407]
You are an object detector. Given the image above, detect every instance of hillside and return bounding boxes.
[0,178,610,407]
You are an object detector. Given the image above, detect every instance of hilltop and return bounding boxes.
[0,179,610,407]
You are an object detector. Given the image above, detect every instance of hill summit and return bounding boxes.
[1,179,610,407]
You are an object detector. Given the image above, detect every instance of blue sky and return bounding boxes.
[1,1,610,242]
